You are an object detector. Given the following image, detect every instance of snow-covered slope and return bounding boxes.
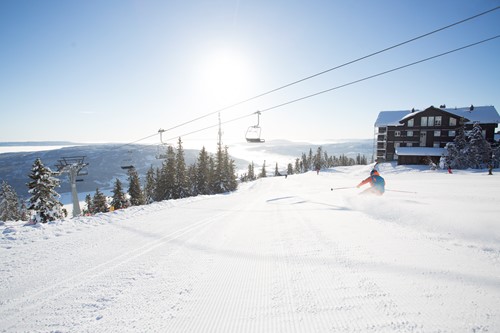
[1,164,499,332]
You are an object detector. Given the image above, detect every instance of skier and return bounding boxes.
[357,169,385,195]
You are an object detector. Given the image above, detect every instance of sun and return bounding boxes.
[198,48,254,106]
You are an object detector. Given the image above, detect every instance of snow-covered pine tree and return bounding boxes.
[111,178,128,210]
[287,163,294,175]
[210,142,224,194]
[186,164,197,196]
[223,146,237,191]
[314,146,323,171]
[274,162,280,176]
[259,160,267,178]
[144,165,156,203]
[92,188,108,213]
[27,158,64,223]
[128,168,145,206]
[0,181,21,222]
[174,137,188,199]
[467,123,491,169]
[161,145,177,200]
[196,147,211,195]
[83,193,93,215]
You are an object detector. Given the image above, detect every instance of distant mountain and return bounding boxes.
[0,140,373,199]
[0,141,82,146]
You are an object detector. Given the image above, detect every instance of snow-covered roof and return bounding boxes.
[374,110,411,127]
[375,106,500,127]
[395,147,447,157]
[442,106,500,124]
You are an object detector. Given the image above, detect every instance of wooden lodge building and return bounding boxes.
[374,105,500,165]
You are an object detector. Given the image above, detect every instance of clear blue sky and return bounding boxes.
[1,0,499,146]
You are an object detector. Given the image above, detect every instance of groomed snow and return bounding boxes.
[1,163,499,332]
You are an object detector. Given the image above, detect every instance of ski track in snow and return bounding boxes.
[1,165,500,332]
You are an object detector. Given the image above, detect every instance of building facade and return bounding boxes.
[374,105,500,165]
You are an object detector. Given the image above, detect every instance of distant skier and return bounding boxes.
[357,169,385,195]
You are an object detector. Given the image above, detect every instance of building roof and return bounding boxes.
[395,147,448,157]
[375,105,499,127]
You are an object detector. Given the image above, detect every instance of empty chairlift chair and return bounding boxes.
[245,111,265,143]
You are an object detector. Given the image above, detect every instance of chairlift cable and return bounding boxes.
[155,6,500,134]
[259,35,500,115]
[114,6,499,150]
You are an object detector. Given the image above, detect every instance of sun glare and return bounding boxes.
[198,49,254,105]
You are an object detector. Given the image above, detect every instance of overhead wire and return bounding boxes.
[166,34,500,141]
[157,6,500,134]
[118,6,499,149]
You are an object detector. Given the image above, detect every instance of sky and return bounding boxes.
[1,163,500,331]
[1,0,499,147]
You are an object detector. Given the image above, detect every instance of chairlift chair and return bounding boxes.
[156,128,170,159]
[245,111,265,143]
[121,150,135,170]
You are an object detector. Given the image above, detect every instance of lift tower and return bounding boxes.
[55,156,89,217]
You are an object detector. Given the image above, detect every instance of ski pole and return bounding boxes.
[331,186,356,191]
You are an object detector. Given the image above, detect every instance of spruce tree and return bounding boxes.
[0,181,21,222]
[92,188,108,213]
[174,137,188,199]
[212,142,226,193]
[128,168,145,206]
[223,146,238,191]
[92,188,105,213]
[83,193,93,215]
[247,161,255,181]
[162,145,177,200]
[467,123,491,168]
[144,166,156,203]
[27,158,64,223]
[287,163,294,176]
[111,178,128,210]
[196,147,211,195]
[259,160,267,178]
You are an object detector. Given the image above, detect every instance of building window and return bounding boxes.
[395,131,401,137]
[449,130,456,137]
[407,130,413,137]
[407,142,413,147]
[433,142,440,148]
[421,117,428,126]
[449,118,457,126]
[434,130,441,137]
[428,116,435,127]
[408,119,414,127]
[435,116,442,126]
[395,142,400,148]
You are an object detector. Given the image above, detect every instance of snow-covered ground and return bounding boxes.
[1,163,499,332]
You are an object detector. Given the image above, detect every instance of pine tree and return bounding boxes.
[144,166,156,203]
[467,123,491,169]
[259,160,267,178]
[174,137,188,199]
[274,162,280,176]
[212,142,226,193]
[247,161,255,181]
[186,164,197,196]
[27,158,64,223]
[111,178,128,210]
[223,146,238,191]
[0,181,21,222]
[83,193,93,215]
[287,163,294,176]
[161,146,177,200]
[92,188,108,213]
[196,147,211,194]
[128,168,145,206]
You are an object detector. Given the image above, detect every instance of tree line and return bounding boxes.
[0,138,238,223]
[239,146,368,182]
